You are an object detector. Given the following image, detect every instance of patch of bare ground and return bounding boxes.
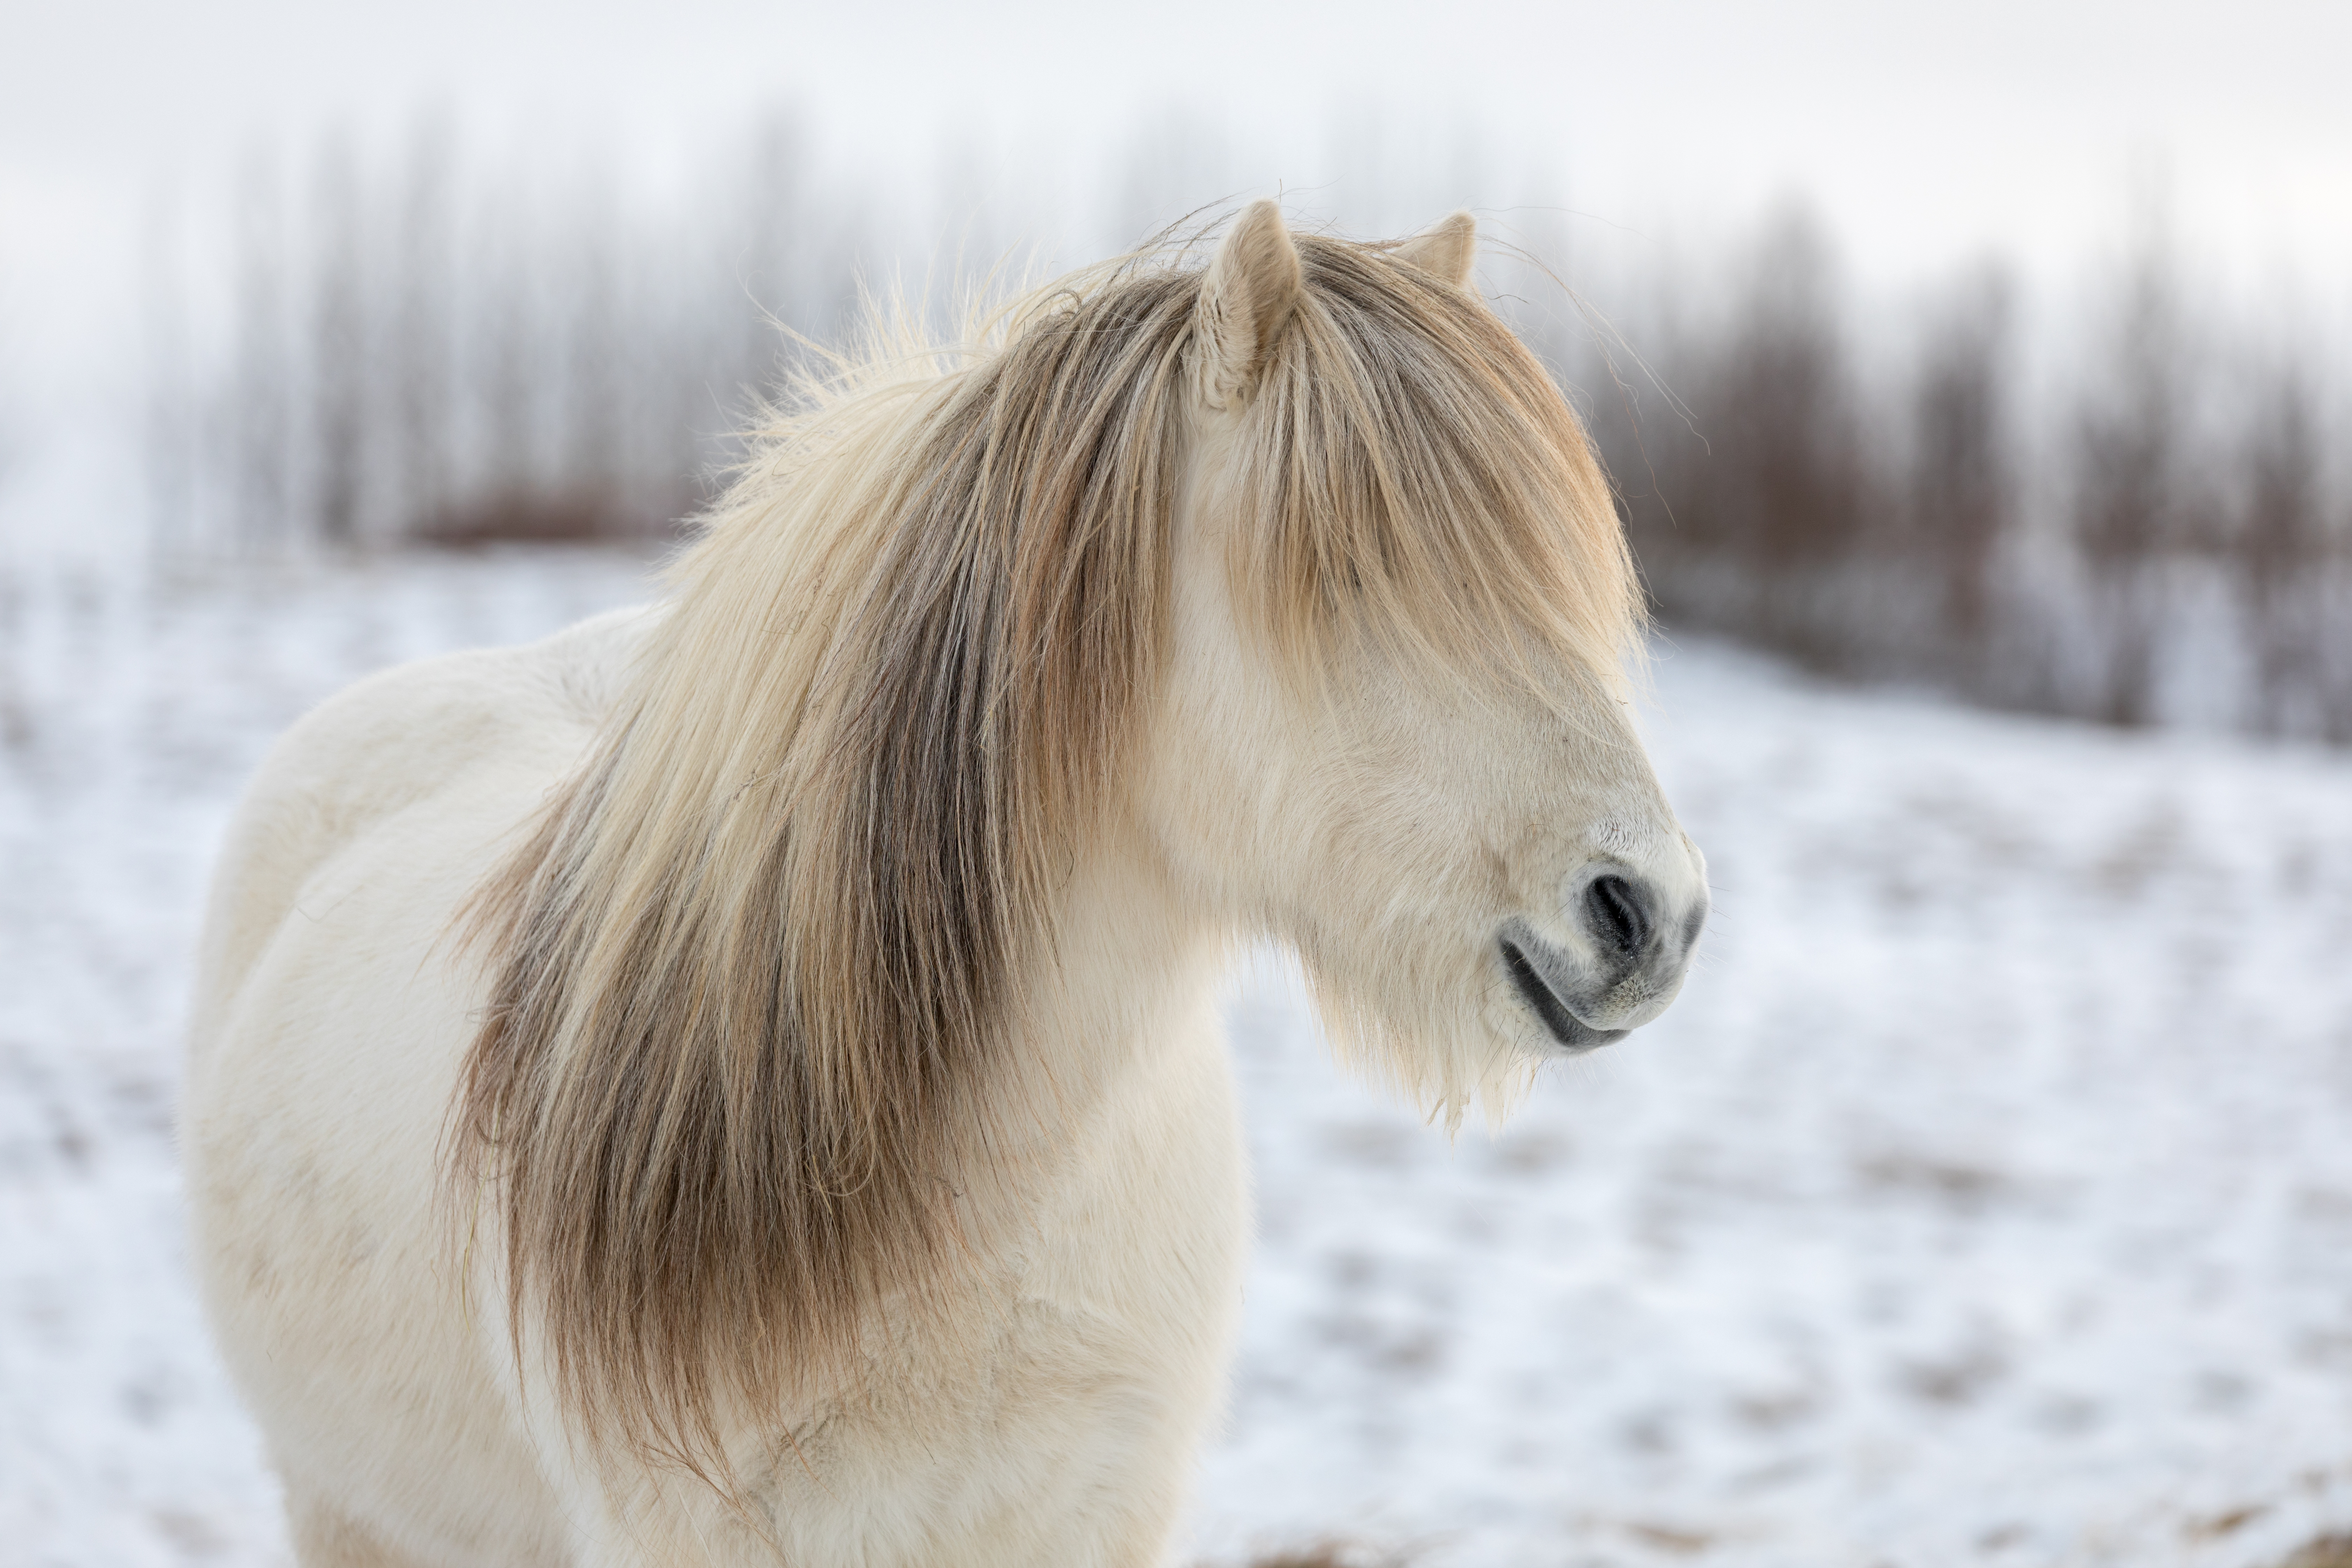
[2281,1534,2352,1568]
[2186,1505,2267,1541]
[1624,1520,1714,1554]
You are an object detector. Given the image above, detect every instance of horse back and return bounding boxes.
[187,605,646,1060]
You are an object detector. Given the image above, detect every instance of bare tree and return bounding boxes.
[2235,360,2326,735]
[1685,205,1870,666]
[141,186,195,566]
[1907,264,2016,668]
[308,135,369,550]
[2072,228,2194,728]
[231,147,290,555]
[478,177,540,520]
[393,113,455,537]
[562,167,622,534]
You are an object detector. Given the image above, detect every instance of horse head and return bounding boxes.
[1142,201,1709,1120]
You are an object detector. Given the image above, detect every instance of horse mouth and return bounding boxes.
[1499,938,1626,1054]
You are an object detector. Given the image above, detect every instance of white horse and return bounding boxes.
[183,203,1708,1567]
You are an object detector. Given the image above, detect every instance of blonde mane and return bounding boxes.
[451,223,1640,1471]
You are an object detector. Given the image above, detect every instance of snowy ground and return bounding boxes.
[5,548,2352,1568]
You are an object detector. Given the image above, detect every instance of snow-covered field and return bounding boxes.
[5,549,2352,1568]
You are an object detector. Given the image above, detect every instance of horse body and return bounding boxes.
[187,617,620,1566]
[186,205,1709,1565]
[187,607,1251,1564]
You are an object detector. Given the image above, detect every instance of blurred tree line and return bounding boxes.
[1563,208,2351,741]
[146,117,864,560]
[133,118,2352,741]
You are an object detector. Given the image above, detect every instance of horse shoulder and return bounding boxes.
[189,605,650,1059]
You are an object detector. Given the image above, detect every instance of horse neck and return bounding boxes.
[998,805,1230,1147]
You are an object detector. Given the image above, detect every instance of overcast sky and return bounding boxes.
[4,0,2347,391]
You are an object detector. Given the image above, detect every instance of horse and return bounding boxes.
[182,201,1709,1567]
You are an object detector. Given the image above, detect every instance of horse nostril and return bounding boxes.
[1584,874,1650,958]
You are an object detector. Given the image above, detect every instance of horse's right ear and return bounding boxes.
[1395,211,1477,290]
[1195,200,1302,411]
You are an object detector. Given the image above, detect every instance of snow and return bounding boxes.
[5,550,2352,1567]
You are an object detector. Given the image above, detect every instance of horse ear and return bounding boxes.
[1196,199,1302,411]
[1395,211,1477,289]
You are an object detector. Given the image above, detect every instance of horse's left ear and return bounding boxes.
[1395,211,1477,290]
[1196,200,1303,411]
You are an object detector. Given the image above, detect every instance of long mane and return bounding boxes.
[451,223,1639,1470]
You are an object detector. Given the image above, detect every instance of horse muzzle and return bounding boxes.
[1497,861,1707,1054]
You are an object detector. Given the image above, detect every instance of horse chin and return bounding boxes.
[1503,1014,1628,1060]
[1497,936,1629,1056]
[1534,1023,1629,1058]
